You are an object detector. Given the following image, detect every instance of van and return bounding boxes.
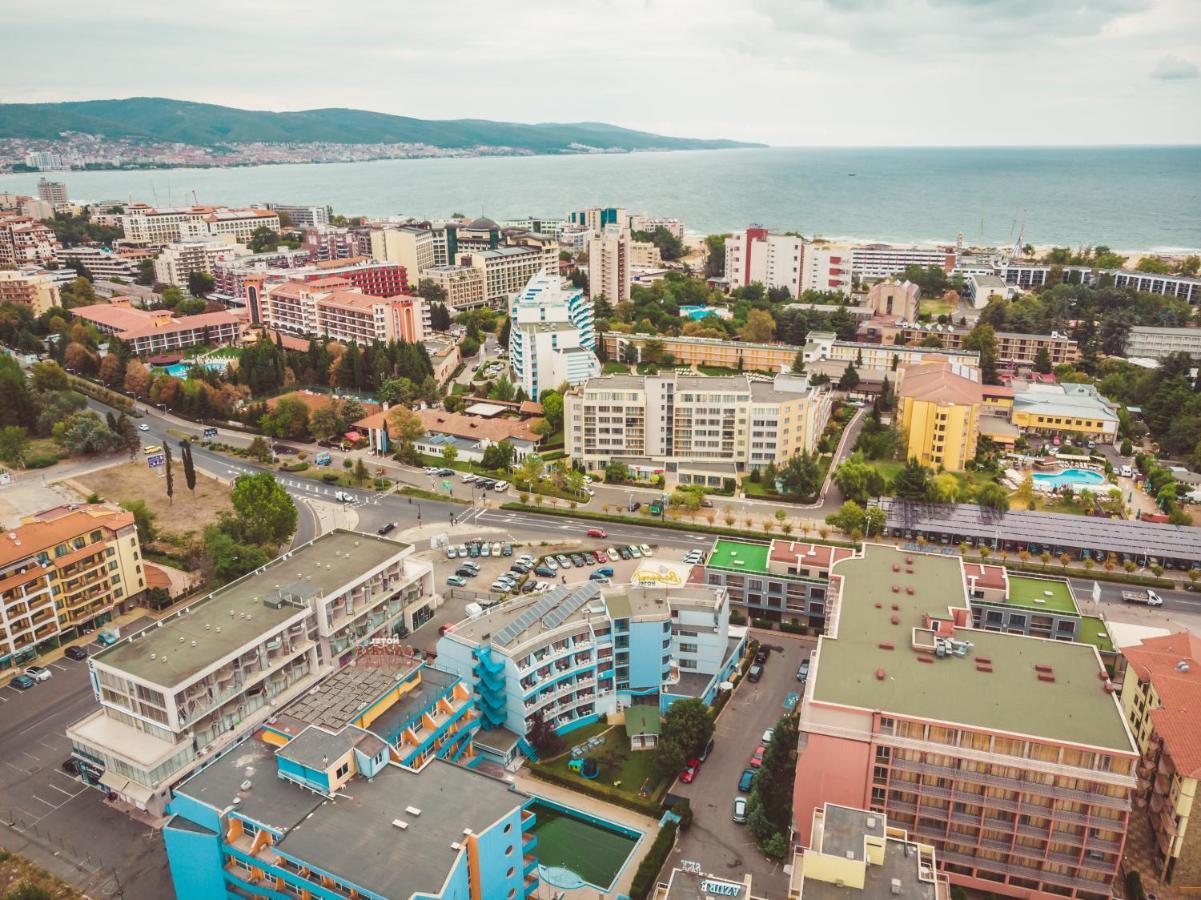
[464,602,484,618]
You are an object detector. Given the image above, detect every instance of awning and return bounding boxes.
[99,771,129,793]
[344,431,362,441]
[123,780,154,806]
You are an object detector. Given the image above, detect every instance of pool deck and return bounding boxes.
[514,771,662,899]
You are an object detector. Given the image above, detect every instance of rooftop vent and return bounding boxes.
[866,816,877,828]
[875,668,886,680]
[879,642,895,651]
[1178,661,1191,673]
[450,841,461,850]
[1034,663,1053,673]
[891,878,903,895]
[890,615,900,625]
[405,806,422,816]
[392,819,408,831]
[1038,673,1056,683]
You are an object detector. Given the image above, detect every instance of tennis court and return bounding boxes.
[531,800,639,891]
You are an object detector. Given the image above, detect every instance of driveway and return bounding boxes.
[665,630,816,896]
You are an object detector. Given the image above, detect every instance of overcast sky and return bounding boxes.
[5,0,1200,146]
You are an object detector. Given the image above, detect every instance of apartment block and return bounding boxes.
[36,178,69,206]
[852,245,955,281]
[965,568,1088,644]
[897,362,983,472]
[1124,325,1201,361]
[71,300,244,356]
[0,504,145,670]
[422,263,487,310]
[436,582,744,754]
[509,271,598,400]
[153,238,247,288]
[299,225,372,262]
[588,223,631,302]
[725,227,803,297]
[860,322,1080,369]
[210,249,313,305]
[1119,632,1201,887]
[568,206,628,233]
[260,278,424,344]
[121,205,280,246]
[789,803,951,900]
[67,530,436,815]
[802,244,853,295]
[630,214,685,239]
[369,225,436,280]
[0,213,60,267]
[0,267,61,315]
[461,246,545,307]
[795,544,1137,899]
[804,332,981,371]
[54,245,140,280]
[602,331,799,372]
[698,539,854,627]
[566,372,831,477]
[266,203,330,228]
[999,263,1200,303]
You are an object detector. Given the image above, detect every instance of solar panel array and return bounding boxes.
[491,584,602,646]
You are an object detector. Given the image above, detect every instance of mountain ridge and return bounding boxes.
[0,97,764,153]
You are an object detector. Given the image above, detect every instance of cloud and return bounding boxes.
[1152,54,1200,79]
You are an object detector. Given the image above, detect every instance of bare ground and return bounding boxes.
[74,459,232,541]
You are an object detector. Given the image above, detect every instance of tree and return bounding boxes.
[203,524,269,583]
[187,270,215,297]
[114,413,140,457]
[892,458,932,500]
[353,457,369,486]
[746,714,799,857]
[441,444,458,465]
[864,505,887,536]
[703,234,725,277]
[247,436,272,463]
[791,348,806,375]
[488,375,516,402]
[97,352,124,387]
[121,498,158,544]
[653,698,714,779]
[526,709,563,759]
[605,459,630,484]
[416,278,448,305]
[231,472,298,546]
[123,359,152,398]
[539,390,564,431]
[0,425,29,466]
[1033,346,1053,374]
[481,441,516,471]
[833,452,887,504]
[838,363,860,391]
[962,322,999,384]
[975,482,1010,511]
[163,441,175,506]
[30,360,69,393]
[738,309,775,343]
[248,226,280,253]
[260,396,310,441]
[181,440,197,495]
[779,449,821,499]
[826,501,866,534]
[59,412,116,455]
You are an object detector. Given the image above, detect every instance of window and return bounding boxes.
[335,762,350,778]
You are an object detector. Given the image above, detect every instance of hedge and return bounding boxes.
[24,453,59,469]
[629,822,678,900]
[752,618,775,630]
[280,462,309,472]
[498,503,856,549]
[399,486,470,505]
[525,765,664,819]
[779,621,810,635]
[1001,560,1174,589]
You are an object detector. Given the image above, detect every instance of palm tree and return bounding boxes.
[782,523,794,535]
[724,512,736,527]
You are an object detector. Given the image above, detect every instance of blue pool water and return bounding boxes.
[160,360,229,378]
[1031,468,1106,490]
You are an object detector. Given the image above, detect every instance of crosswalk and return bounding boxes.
[219,463,383,507]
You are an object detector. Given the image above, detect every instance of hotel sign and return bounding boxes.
[701,880,742,897]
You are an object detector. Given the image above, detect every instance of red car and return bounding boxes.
[586,528,608,539]
[680,757,701,784]
[593,549,609,563]
[750,746,766,768]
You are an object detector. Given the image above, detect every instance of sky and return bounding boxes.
[4,0,1201,146]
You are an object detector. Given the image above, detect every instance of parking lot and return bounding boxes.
[666,629,816,898]
[0,617,173,899]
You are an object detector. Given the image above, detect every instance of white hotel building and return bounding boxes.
[509,271,600,400]
[67,531,436,816]
[725,227,803,297]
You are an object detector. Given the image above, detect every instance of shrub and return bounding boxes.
[24,452,59,469]
[526,766,662,818]
[729,612,747,625]
[752,617,775,630]
[281,461,309,472]
[321,473,340,484]
[1125,870,1146,900]
[373,478,390,490]
[629,822,678,900]
[779,621,809,635]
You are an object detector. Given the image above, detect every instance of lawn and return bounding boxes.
[603,361,632,375]
[709,539,767,573]
[77,459,232,541]
[1078,616,1114,653]
[919,297,958,319]
[1006,574,1077,613]
[537,724,665,800]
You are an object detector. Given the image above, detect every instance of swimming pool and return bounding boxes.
[158,360,229,379]
[1031,468,1106,490]
[530,798,641,893]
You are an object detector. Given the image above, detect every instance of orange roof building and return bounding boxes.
[897,361,983,472]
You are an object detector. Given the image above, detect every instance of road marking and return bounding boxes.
[51,767,78,782]
[3,761,25,773]
[37,740,61,753]
[0,693,7,702]
[46,783,75,799]
[32,795,56,809]
[51,663,68,672]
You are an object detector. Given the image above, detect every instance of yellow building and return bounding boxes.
[0,504,146,667]
[897,362,983,471]
[0,267,61,316]
[1010,383,1119,441]
[1120,632,1201,887]
[789,803,950,899]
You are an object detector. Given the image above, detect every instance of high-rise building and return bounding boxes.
[153,238,246,288]
[795,544,1137,899]
[800,243,853,295]
[508,271,598,399]
[120,205,280,246]
[266,202,330,228]
[587,223,631,302]
[0,504,145,665]
[261,279,425,345]
[897,362,983,472]
[568,206,628,234]
[369,226,436,279]
[0,213,60,267]
[54,245,139,280]
[67,530,437,815]
[566,372,832,478]
[36,178,69,206]
[0,267,61,315]
[23,152,64,171]
[725,227,803,297]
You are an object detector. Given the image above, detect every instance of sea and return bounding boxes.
[3,145,1199,252]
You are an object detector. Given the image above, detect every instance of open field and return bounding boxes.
[76,459,231,539]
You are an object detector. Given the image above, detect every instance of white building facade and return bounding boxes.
[508,271,599,399]
[725,227,803,297]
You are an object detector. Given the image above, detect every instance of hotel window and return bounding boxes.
[335,762,349,779]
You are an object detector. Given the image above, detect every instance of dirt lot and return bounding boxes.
[74,459,232,541]
[0,850,84,899]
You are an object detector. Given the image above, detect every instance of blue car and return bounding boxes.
[590,566,615,580]
[738,768,756,792]
[534,565,557,578]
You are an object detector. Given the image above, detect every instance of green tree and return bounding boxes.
[353,457,369,486]
[779,449,821,499]
[0,425,29,466]
[247,225,280,253]
[58,412,116,455]
[703,234,726,277]
[163,441,174,506]
[746,714,799,857]
[539,390,564,431]
[247,436,272,463]
[30,360,69,393]
[120,499,158,544]
[838,362,861,391]
[416,278,447,305]
[231,472,298,546]
[790,348,806,375]
[180,439,197,495]
[1033,346,1053,374]
[480,440,515,471]
[738,309,775,343]
[488,375,516,402]
[203,524,269,583]
[309,404,341,442]
[833,452,887,504]
[653,698,714,779]
[187,270,215,297]
[605,459,630,483]
[962,322,1000,384]
[826,501,867,534]
[441,444,458,464]
[892,458,932,500]
[260,396,311,441]
[975,482,1010,511]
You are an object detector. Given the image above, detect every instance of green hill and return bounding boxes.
[0,98,762,153]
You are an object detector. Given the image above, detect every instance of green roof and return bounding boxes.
[1003,575,1078,614]
[624,706,660,736]
[707,539,769,574]
[811,546,1134,752]
[1078,616,1114,653]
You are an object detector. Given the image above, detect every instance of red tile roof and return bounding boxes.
[1124,632,1201,776]
[768,541,855,570]
[898,362,983,405]
[962,563,1007,591]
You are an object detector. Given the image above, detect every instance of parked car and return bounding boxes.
[617,546,632,560]
[556,554,573,569]
[797,657,811,682]
[750,746,766,768]
[606,548,620,561]
[738,769,756,792]
[435,468,455,477]
[627,545,642,558]
[594,566,615,578]
[61,758,82,776]
[762,728,774,744]
[490,542,502,556]
[445,546,458,560]
[482,543,493,557]
[639,544,653,557]
[684,550,704,564]
[680,758,700,784]
[377,522,396,535]
[64,646,88,661]
[457,544,469,558]
[502,543,513,556]
[570,553,587,567]
[446,575,467,587]
[455,566,478,578]
[535,565,557,578]
[699,736,715,762]
[733,796,748,824]
[96,630,119,647]
[462,472,477,482]
[754,648,768,665]
[748,664,763,683]
[25,665,51,682]
[586,528,608,539]
[494,480,510,492]
[593,549,609,563]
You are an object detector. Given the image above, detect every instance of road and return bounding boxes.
[667,630,816,897]
[0,617,172,900]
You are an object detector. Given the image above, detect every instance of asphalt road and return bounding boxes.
[0,616,172,900]
[666,630,816,897]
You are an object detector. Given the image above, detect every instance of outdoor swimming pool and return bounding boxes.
[1031,468,1106,491]
[530,798,641,893]
[159,360,229,378]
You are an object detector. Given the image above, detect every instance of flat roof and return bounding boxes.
[95,531,407,686]
[883,499,1201,562]
[1002,575,1077,614]
[1078,616,1114,654]
[708,539,769,574]
[276,760,525,899]
[274,661,425,735]
[812,545,1134,751]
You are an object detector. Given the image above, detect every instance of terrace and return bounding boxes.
[1002,575,1078,614]
[707,539,769,574]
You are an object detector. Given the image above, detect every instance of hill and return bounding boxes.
[0,98,762,153]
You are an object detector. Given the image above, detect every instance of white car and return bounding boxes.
[762,728,774,745]
[491,542,503,556]
[462,473,477,482]
[639,544,653,557]
[137,423,150,432]
[446,546,458,560]
[24,665,52,682]
[334,491,353,502]
[480,544,491,557]
[494,480,510,492]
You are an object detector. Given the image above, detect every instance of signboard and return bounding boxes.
[701,880,742,897]
[147,454,166,468]
[442,479,452,493]
[1092,581,1102,605]
[202,427,218,440]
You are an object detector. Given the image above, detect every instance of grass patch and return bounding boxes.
[398,485,469,505]
[920,297,958,319]
[0,848,84,899]
[534,724,666,803]
[1006,574,1077,613]
[603,361,632,375]
[1078,615,1114,653]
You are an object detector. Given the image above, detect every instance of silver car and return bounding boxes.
[733,796,747,823]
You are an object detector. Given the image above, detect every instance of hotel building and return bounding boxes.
[852,245,955,282]
[858,322,1079,370]
[801,244,853,295]
[0,213,60,267]
[437,582,744,758]
[803,332,981,371]
[259,278,425,345]
[999,263,1200,303]
[55,245,141,280]
[602,331,799,372]
[725,227,803,298]
[67,530,437,815]
[509,271,598,399]
[568,206,628,233]
[421,264,487,310]
[369,225,436,281]
[588,223,632,303]
[265,203,330,228]
[0,267,61,316]
[565,371,832,479]
[795,544,1138,899]
[461,246,545,307]
[71,299,244,356]
[897,362,983,472]
[1124,325,1201,362]
[121,205,280,247]
[1119,632,1201,887]
[1,504,145,670]
[153,238,247,288]
[1010,383,1119,442]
